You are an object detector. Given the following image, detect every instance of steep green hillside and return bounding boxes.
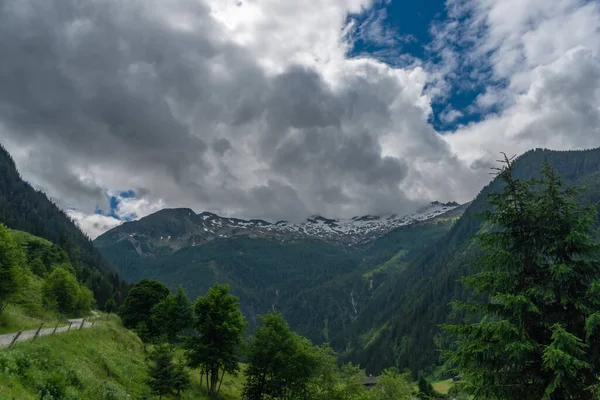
[0,226,105,335]
[342,148,600,375]
[0,315,245,400]
[0,145,128,308]
[96,215,457,343]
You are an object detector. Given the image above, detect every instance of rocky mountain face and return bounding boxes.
[95,201,461,252]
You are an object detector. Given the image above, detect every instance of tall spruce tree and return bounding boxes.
[443,156,600,399]
[146,344,179,399]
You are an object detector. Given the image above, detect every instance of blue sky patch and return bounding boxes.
[94,190,137,221]
[346,0,497,132]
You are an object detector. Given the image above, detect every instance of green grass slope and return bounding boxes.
[0,315,244,400]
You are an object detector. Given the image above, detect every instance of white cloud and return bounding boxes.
[1,0,600,238]
[67,211,123,240]
[443,0,600,170]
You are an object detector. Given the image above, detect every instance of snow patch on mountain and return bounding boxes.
[98,201,461,249]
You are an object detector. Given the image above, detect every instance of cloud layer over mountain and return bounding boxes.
[1,0,599,238]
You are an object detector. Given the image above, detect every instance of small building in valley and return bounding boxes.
[363,375,378,390]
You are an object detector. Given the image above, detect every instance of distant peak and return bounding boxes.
[351,215,380,222]
[158,208,196,216]
[307,215,338,224]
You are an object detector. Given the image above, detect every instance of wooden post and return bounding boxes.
[9,331,22,347]
[52,321,60,335]
[33,323,44,340]
[79,318,86,330]
[67,321,73,331]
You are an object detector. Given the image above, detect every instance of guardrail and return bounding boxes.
[0,318,98,349]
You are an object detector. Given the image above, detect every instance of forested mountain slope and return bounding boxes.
[0,145,128,307]
[341,148,600,375]
[95,205,463,343]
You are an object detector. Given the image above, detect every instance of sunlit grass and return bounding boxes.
[432,379,452,394]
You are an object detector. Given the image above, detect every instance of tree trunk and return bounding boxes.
[216,368,226,395]
[210,367,219,396]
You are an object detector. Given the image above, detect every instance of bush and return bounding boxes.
[102,380,125,400]
[39,372,67,399]
[42,268,79,314]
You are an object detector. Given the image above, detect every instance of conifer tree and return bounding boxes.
[444,156,600,399]
[146,344,177,399]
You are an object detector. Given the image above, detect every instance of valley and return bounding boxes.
[94,147,600,376]
[1,144,600,399]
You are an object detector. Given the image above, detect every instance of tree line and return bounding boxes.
[119,279,446,399]
[0,226,96,317]
[0,144,130,310]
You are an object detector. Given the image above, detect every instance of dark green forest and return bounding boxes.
[0,145,130,308]
[95,213,457,344]
[343,148,600,375]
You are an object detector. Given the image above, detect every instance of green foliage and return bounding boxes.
[417,376,447,399]
[185,283,247,396]
[96,213,454,349]
[104,298,117,314]
[147,343,191,399]
[344,147,600,375]
[371,369,414,400]
[42,268,79,313]
[443,158,600,399]
[417,376,434,399]
[332,363,370,400]
[120,278,170,341]
[0,317,152,399]
[172,357,192,396]
[76,285,95,315]
[0,223,26,312]
[243,312,321,399]
[151,285,193,343]
[42,268,87,315]
[312,343,340,399]
[0,145,129,309]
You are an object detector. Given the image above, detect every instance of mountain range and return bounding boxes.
[96,201,461,250]
[95,147,600,375]
[2,141,599,377]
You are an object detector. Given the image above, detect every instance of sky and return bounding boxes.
[1,0,600,239]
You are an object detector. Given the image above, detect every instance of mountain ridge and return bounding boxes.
[96,201,461,250]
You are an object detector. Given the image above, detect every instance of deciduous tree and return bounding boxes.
[42,268,80,314]
[0,224,25,312]
[243,312,320,400]
[184,283,246,396]
[151,285,193,342]
[120,279,170,341]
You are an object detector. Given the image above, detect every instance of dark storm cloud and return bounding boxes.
[212,138,233,156]
[0,0,450,226]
